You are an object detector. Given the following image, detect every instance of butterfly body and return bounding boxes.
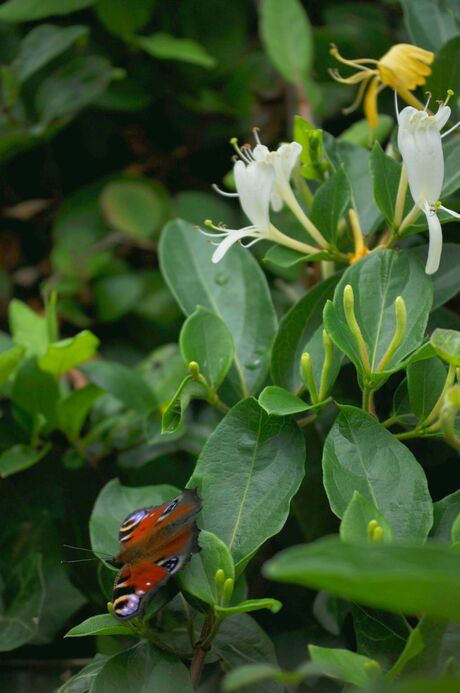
[110,488,201,619]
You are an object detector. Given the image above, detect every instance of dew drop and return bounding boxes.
[214,272,229,286]
[245,358,261,371]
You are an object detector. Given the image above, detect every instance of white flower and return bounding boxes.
[212,131,328,249]
[203,158,276,263]
[396,92,460,274]
[202,134,322,263]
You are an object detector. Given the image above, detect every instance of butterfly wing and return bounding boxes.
[112,521,199,619]
[111,489,201,619]
[117,488,201,549]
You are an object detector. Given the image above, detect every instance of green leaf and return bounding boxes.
[38,330,99,375]
[0,444,50,478]
[442,140,460,197]
[326,139,382,234]
[451,513,460,543]
[324,250,433,377]
[308,644,380,688]
[426,36,460,110]
[95,0,156,37]
[180,307,234,389]
[215,598,282,617]
[91,641,193,692]
[432,490,460,542]
[386,628,425,681]
[56,655,109,693]
[264,536,460,620]
[90,478,179,557]
[100,178,169,239]
[65,613,132,638]
[0,553,44,651]
[263,245,315,269]
[340,115,394,146]
[179,530,234,606]
[57,384,102,442]
[293,116,328,180]
[340,491,393,544]
[352,605,409,669]
[401,0,460,52]
[9,299,48,357]
[13,24,88,84]
[407,356,447,421]
[189,398,305,569]
[81,360,156,414]
[212,614,282,693]
[310,167,350,244]
[431,328,460,366]
[161,375,207,434]
[135,33,216,69]
[370,143,408,226]
[0,0,95,22]
[271,273,341,393]
[12,357,60,432]
[410,243,460,310]
[323,406,433,541]
[223,664,284,692]
[159,219,277,396]
[35,56,115,126]
[0,345,24,388]
[260,0,313,84]
[93,273,145,322]
[258,386,311,416]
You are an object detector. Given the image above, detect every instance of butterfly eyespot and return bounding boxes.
[158,556,180,573]
[159,499,178,520]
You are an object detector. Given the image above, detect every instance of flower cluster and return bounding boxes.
[202,132,327,263]
[330,43,434,128]
[397,91,460,274]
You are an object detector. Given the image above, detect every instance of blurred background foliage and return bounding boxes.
[0,0,459,691]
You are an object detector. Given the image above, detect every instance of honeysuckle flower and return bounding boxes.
[203,158,320,263]
[330,43,434,128]
[213,132,328,249]
[396,91,460,274]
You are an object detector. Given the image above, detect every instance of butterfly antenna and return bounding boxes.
[61,557,100,564]
[63,544,112,559]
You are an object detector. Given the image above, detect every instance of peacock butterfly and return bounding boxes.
[108,488,201,619]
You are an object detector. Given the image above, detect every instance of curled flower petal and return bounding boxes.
[211,227,258,263]
[424,205,443,275]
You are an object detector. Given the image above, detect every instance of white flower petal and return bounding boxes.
[233,160,274,231]
[424,207,443,275]
[211,227,258,263]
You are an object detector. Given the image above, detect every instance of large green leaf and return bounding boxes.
[0,444,50,478]
[0,345,24,388]
[426,36,460,108]
[0,553,44,651]
[189,398,305,569]
[370,143,410,227]
[271,274,340,393]
[56,655,109,693]
[323,406,433,541]
[95,0,156,37]
[13,24,88,83]
[91,641,193,692]
[0,0,95,21]
[9,299,48,357]
[65,613,132,638]
[90,479,180,557]
[12,357,60,432]
[81,360,156,414]
[258,386,312,416]
[407,356,446,422]
[327,139,382,234]
[308,645,380,688]
[324,250,433,376]
[39,330,99,375]
[310,166,350,244]
[160,219,277,395]
[264,537,460,620]
[99,178,169,239]
[401,0,460,52]
[35,56,115,126]
[179,530,234,606]
[135,33,216,69]
[431,490,460,542]
[259,0,313,84]
[180,306,234,389]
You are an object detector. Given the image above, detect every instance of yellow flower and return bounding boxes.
[330,43,434,128]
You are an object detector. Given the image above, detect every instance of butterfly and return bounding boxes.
[108,488,202,619]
